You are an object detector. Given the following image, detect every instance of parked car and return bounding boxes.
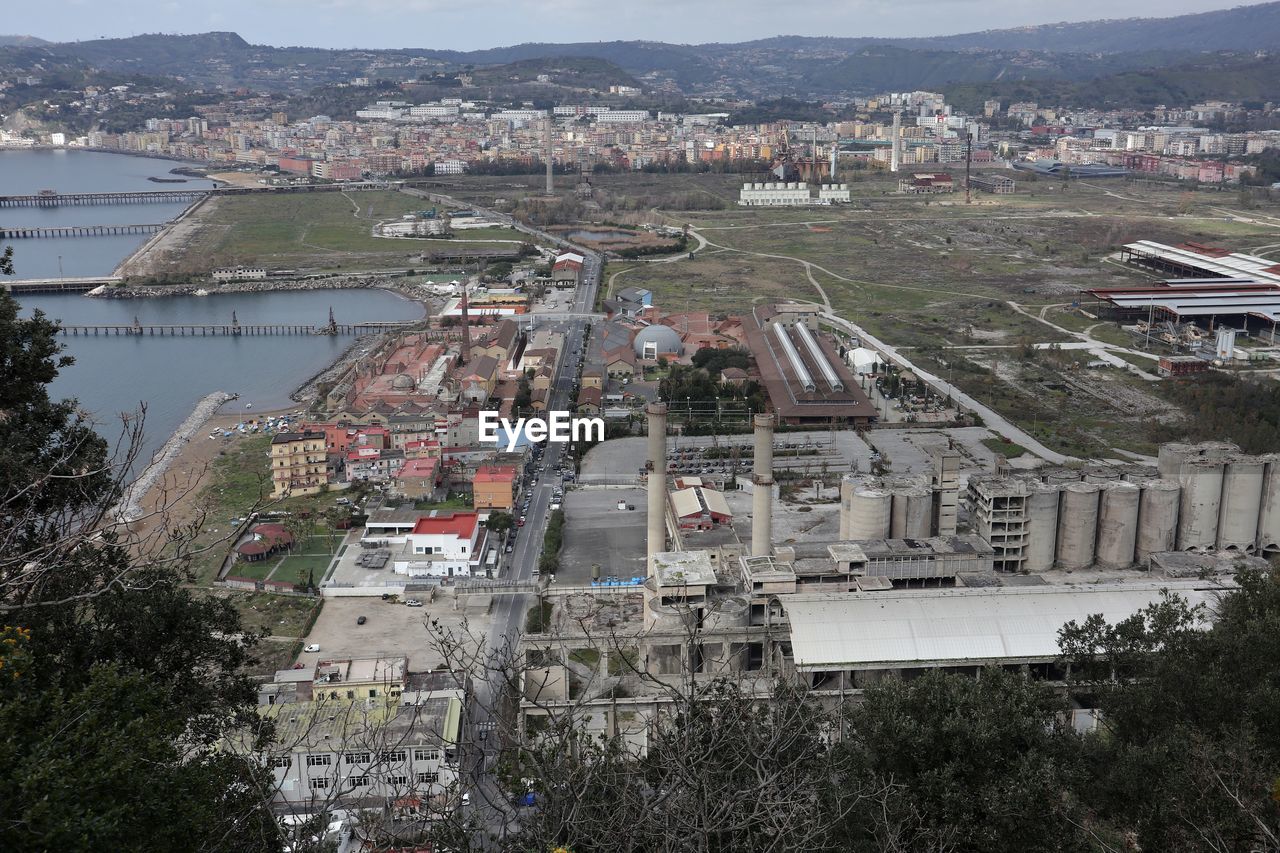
[304,643,321,653]
[357,616,367,625]
[405,599,423,608]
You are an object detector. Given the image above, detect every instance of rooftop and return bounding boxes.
[411,511,479,538]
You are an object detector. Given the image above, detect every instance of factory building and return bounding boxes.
[738,182,852,206]
[743,306,876,425]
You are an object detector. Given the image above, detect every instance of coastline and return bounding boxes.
[116,390,234,524]
[88,272,434,302]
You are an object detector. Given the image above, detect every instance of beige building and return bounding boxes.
[270,431,328,499]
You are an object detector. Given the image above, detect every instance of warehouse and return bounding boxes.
[1118,240,1280,284]
[1085,279,1280,326]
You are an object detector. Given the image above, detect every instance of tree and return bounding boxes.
[0,273,281,851]
[484,510,514,535]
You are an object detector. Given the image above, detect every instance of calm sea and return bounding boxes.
[4,150,425,466]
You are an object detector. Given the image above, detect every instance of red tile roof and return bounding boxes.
[411,512,479,537]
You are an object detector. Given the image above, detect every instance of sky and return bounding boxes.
[5,0,1267,51]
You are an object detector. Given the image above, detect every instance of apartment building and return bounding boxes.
[271,431,329,499]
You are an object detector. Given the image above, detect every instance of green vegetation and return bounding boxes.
[524,599,554,634]
[540,509,565,575]
[0,279,278,850]
[1151,374,1280,453]
[568,648,601,669]
[981,437,1028,458]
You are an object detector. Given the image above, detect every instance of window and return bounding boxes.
[345,752,370,765]
[310,778,330,790]
[369,689,378,698]
[349,775,369,788]
[416,772,439,785]
[388,775,409,786]
[269,756,292,769]
[381,750,407,763]
[346,690,355,699]
[306,755,332,767]
[413,749,439,762]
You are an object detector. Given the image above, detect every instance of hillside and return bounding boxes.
[946,52,1280,111]
[900,1,1280,53]
[0,35,47,47]
[467,57,640,90]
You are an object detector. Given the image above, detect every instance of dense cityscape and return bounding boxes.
[3,3,1280,852]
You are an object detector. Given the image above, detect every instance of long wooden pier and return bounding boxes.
[57,320,416,337]
[0,182,395,208]
[1,224,165,239]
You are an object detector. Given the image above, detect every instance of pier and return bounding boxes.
[0,181,396,208]
[0,224,165,239]
[3,276,121,294]
[57,319,416,337]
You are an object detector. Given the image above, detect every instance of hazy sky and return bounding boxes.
[6,0,1266,51]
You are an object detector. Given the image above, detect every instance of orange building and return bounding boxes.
[472,465,517,511]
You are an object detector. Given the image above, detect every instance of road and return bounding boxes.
[401,187,601,840]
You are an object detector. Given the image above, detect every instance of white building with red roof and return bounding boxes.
[394,511,487,578]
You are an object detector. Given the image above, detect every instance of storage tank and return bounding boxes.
[890,484,933,539]
[839,474,864,540]
[1257,455,1280,555]
[847,484,892,540]
[1083,466,1121,485]
[1217,456,1264,552]
[1043,468,1082,486]
[1096,482,1140,568]
[1024,483,1061,573]
[1056,482,1100,569]
[1157,443,1198,480]
[702,595,750,632]
[1136,479,1180,560]
[1121,465,1159,483]
[1176,458,1225,551]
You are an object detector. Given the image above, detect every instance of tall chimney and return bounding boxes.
[751,413,774,557]
[890,111,901,174]
[544,115,554,196]
[459,281,471,363]
[646,402,668,569]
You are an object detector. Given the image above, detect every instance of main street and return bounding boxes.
[407,188,602,840]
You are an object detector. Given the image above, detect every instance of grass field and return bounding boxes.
[179,191,531,274]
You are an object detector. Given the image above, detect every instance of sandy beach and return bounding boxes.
[126,402,298,543]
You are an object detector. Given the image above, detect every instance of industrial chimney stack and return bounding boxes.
[890,111,901,174]
[751,413,775,556]
[544,115,554,196]
[646,402,668,569]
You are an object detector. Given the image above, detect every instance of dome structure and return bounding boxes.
[391,373,416,391]
[633,324,683,359]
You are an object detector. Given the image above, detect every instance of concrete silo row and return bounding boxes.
[839,474,932,540]
[1161,442,1280,554]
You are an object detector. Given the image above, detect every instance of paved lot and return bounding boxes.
[724,489,841,546]
[559,487,647,584]
[300,595,488,673]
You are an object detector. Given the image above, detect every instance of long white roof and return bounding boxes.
[1125,241,1280,284]
[783,582,1220,671]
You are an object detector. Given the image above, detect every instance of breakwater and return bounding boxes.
[115,390,233,524]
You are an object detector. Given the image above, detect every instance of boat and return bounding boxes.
[245,402,253,409]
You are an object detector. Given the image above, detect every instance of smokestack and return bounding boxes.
[751,413,774,557]
[890,112,901,174]
[545,115,554,196]
[459,281,471,363]
[646,402,668,569]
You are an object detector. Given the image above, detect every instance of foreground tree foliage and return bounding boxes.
[429,573,1280,853]
[0,282,281,852]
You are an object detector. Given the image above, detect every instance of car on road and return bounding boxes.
[357,615,367,625]
[505,544,514,553]
[405,599,423,607]
[304,644,321,653]
[517,516,526,527]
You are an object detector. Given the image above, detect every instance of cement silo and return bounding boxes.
[839,474,861,540]
[1257,455,1280,555]
[1176,458,1225,551]
[1056,482,1100,569]
[1136,479,1180,560]
[847,484,892,540]
[1096,481,1140,568]
[1122,465,1159,483]
[1024,482,1061,573]
[1044,468,1082,486]
[1217,456,1264,552]
[1083,466,1121,485]
[1158,443,1199,480]
[890,483,933,539]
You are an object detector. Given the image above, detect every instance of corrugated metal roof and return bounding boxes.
[783,582,1220,671]
[669,488,703,519]
[701,488,732,518]
[1125,241,1280,284]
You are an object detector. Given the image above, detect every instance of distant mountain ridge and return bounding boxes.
[9,3,1280,99]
